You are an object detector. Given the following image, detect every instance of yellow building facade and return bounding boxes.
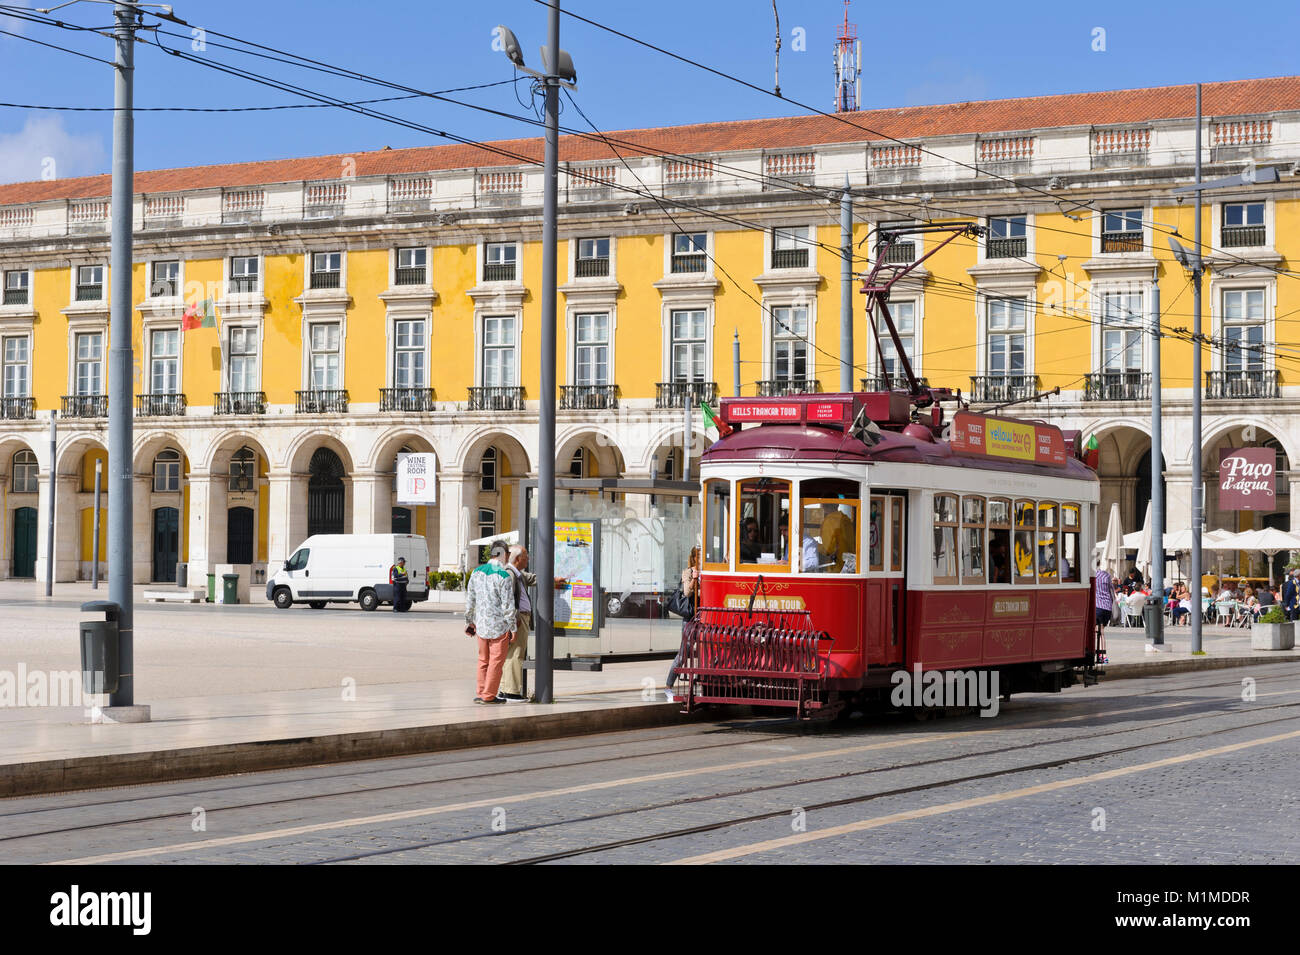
[0,77,1298,584]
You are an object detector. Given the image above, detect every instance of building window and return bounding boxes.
[574,312,609,386]
[671,233,707,273]
[670,309,707,381]
[228,326,259,393]
[575,237,610,277]
[1100,209,1143,253]
[771,226,810,269]
[310,252,342,289]
[876,301,915,379]
[480,447,497,492]
[986,298,1026,377]
[75,331,102,395]
[771,306,809,381]
[150,260,179,298]
[568,448,586,478]
[3,269,29,306]
[484,243,517,282]
[309,322,341,389]
[12,449,38,493]
[987,215,1027,258]
[396,247,427,285]
[1222,288,1266,372]
[1101,291,1143,372]
[149,329,179,394]
[478,508,496,539]
[76,264,104,302]
[394,319,426,387]
[230,256,258,293]
[2,335,29,397]
[229,446,256,492]
[153,448,181,492]
[1222,202,1265,249]
[482,315,516,387]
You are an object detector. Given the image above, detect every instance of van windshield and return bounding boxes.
[286,548,309,571]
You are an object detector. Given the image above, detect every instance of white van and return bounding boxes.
[265,534,430,611]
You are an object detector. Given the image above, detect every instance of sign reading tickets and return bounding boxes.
[1219,446,1275,511]
[950,411,1067,467]
[395,453,436,505]
[553,520,598,634]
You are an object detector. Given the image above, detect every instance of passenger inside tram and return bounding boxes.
[989,532,1012,583]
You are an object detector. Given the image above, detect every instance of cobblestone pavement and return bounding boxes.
[5,663,1299,865]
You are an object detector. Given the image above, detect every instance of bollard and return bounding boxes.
[177,562,188,589]
[79,600,121,695]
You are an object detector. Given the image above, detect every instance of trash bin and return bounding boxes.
[1143,596,1163,645]
[79,600,120,695]
[207,572,216,603]
[222,573,240,605]
[177,562,188,588]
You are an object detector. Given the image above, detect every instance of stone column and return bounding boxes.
[132,473,152,584]
[350,472,389,534]
[34,469,78,583]
[437,470,480,571]
[185,469,221,587]
[266,470,308,567]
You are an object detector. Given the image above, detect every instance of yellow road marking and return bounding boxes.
[667,728,1300,864]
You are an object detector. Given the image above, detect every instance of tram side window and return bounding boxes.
[961,496,985,585]
[1013,499,1036,583]
[737,478,791,569]
[933,494,958,584]
[891,497,904,573]
[1038,503,1059,584]
[703,479,730,568]
[1061,503,1081,583]
[868,497,885,571]
[988,497,1011,584]
[800,478,860,574]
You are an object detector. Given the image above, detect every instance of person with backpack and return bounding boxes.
[664,545,700,703]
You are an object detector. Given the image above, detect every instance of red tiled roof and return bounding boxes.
[2,76,1297,205]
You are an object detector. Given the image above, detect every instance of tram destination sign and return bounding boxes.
[950,412,1067,467]
[719,394,865,425]
[1218,446,1275,511]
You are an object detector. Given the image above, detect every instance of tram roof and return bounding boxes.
[702,424,1098,482]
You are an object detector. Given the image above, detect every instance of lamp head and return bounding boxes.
[496,25,526,68]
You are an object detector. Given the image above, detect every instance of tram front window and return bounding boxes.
[800,478,860,573]
[737,478,791,569]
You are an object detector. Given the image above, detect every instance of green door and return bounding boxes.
[12,507,36,578]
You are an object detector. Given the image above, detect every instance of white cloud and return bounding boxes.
[0,115,107,185]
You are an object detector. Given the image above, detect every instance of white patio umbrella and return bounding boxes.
[1201,530,1250,585]
[1133,501,1154,582]
[1101,502,1124,577]
[1229,527,1300,587]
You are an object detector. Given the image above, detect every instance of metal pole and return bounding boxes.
[45,411,55,596]
[682,397,692,482]
[840,175,853,393]
[1150,280,1164,644]
[533,0,560,704]
[1190,82,1204,655]
[108,2,136,706]
[92,458,102,589]
[732,329,740,397]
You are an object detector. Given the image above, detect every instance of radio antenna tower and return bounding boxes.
[833,0,861,112]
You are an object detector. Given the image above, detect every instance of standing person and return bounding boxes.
[501,545,566,702]
[463,540,516,704]
[389,556,410,612]
[1095,559,1115,631]
[1284,568,1300,622]
[665,546,700,703]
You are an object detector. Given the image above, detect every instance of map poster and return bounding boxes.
[553,520,600,635]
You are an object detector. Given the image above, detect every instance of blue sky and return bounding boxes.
[1,0,1298,184]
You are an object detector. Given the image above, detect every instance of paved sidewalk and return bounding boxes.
[1,579,1296,795]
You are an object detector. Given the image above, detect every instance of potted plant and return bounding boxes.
[1252,605,1295,651]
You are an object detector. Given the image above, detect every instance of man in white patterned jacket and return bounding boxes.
[464,540,517,704]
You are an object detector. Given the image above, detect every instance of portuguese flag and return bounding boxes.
[1083,433,1100,471]
[700,401,733,438]
[181,298,217,331]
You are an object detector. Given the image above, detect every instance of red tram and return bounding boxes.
[679,390,1103,719]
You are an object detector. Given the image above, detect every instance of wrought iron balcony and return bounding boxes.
[770,248,809,269]
[1221,225,1265,248]
[560,384,618,410]
[1083,371,1150,402]
[309,270,341,290]
[878,241,915,265]
[1100,230,1143,253]
[574,257,609,278]
[380,387,436,412]
[670,253,707,274]
[62,394,107,418]
[655,380,718,409]
[1205,369,1280,400]
[75,284,103,302]
[967,374,1039,404]
[483,263,516,283]
[757,378,821,397]
[394,266,427,286]
[214,391,267,415]
[228,275,258,294]
[467,385,524,411]
[295,389,349,413]
[861,375,930,391]
[0,396,34,420]
[3,287,28,305]
[987,236,1027,259]
[135,393,187,417]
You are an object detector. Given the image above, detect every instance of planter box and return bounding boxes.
[1251,621,1295,651]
